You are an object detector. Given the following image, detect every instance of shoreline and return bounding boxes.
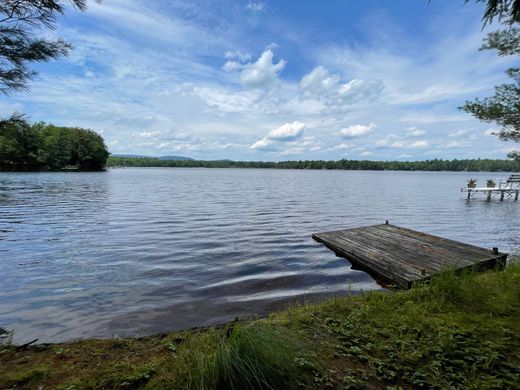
[2,259,519,389]
[105,156,520,172]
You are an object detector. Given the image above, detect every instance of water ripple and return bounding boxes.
[0,168,518,343]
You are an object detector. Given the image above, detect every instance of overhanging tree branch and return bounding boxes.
[0,0,100,94]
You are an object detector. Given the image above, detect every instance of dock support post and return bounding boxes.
[516,190,519,201]
[500,191,505,201]
[467,190,471,199]
[493,247,499,255]
[385,220,389,225]
[486,191,491,201]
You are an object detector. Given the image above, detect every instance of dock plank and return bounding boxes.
[313,224,508,289]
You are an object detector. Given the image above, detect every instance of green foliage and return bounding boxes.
[469,0,520,25]
[0,118,109,170]
[460,5,519,154]
[481,27,520,55]
[281,263,520,389]
[107,156,519,172]
[0,0,97,94]
[171,323,310,390]
[460,65,520,143]
[0,114,40,168]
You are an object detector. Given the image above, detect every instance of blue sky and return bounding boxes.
[1,0,518,161]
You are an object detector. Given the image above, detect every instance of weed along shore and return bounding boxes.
[1,259,519,389]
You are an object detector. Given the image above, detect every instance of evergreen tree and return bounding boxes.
[0,0,98,94]
[460,0,520,159]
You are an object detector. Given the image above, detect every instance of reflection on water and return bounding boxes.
[0,168,518,343]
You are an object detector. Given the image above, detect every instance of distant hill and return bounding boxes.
[112,154,193,161]
[158,156,194,161]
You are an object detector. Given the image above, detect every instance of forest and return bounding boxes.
[0,119,109,171]
[107,156,519,172]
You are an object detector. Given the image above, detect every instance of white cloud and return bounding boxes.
[266,121,306,140]
[410,140,429,148]
[300,66,340,92]
[2,0,514,161]
[281,98,327,115]
[237,49,287,88]
[337,79,383,101]
[398,112,470,124]
[334,143,352,150]
[250,137,275,151]
[251,121,311,152]
[442,141,470,148]
[390,141,405,148]
[299,66,383,105]
[222,61,242,71]
[251,121,306,150]
[225,50,251,62]
[405,127,426,137]
[340,123,376,138]
[247,2,265,12]
[193,87,261,113]
[484,128,497,136]
[280,146,306,156]
[318,19,514,108]
[448,129,469,137]
[360,151,374,156]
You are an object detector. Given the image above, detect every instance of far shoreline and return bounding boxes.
[105,156,520,172]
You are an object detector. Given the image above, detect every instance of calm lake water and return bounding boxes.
[1,168,519,343]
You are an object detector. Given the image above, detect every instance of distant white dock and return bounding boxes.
[461,174,520,201]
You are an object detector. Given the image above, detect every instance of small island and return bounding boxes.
[0,118,109,171]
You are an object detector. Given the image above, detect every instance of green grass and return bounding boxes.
[1,258,519,389]
[163,322,312,389]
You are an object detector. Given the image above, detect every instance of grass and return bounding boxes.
[1,258,519,389]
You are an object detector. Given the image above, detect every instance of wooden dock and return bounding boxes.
[313,223,508,289]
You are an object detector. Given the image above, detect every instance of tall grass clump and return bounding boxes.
[172,322,313,390]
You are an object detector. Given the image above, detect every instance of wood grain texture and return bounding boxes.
[313,224,508,289]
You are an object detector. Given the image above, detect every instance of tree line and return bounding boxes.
[106,156,518,172]
[0,118,109,171]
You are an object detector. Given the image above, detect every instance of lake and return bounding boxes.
[1,168,519,343]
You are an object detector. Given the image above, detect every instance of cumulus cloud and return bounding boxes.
[224,49,287,88]
[250,137,275,151]
[266,121,306,140]
[4,0,513,161]
[251,121,306,150]
[340,123,376,138]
